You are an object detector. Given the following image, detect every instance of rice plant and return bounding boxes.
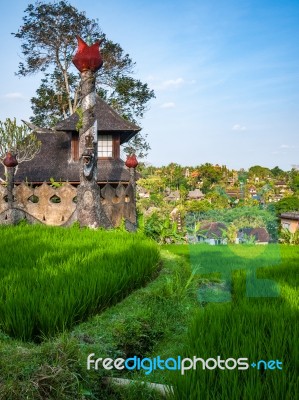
[0,225,160,341]
[167,244,299,399]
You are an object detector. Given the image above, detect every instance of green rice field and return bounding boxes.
[0,225,160,342]
[165,244,299,400]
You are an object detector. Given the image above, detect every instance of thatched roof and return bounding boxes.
[198,222,227,239]
[238,227,270,243]
[187,189,204,199]
[55,96,141,144]
[250,227,270,243]
[0,130,133,184]
[280,212,299,221]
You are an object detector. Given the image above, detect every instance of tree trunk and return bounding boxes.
[6,167,15,209]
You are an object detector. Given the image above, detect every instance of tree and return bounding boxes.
[248,165,272,180]
[205,192,229,209]
[271,166,287,179]
[197,163,222,193]
[0,118,41,172]
[0,118,41,208]
[275,196,299,215]
[12,0,155,158]
[289,169,299,193]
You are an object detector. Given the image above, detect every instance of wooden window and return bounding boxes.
[113,135,120,159]
[98,134,113,158]
[71,132,79,161]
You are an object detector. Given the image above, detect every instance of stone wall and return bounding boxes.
[0,182,136,228]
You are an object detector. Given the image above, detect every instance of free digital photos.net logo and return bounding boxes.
[87,354,283,375]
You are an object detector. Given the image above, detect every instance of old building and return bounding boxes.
[187,188,205,200]
[280,212,299,233]
[197,222,228,245]
[0,96,141,228]
[237,227,270,244]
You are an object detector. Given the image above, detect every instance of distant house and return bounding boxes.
[275,181,288,189]
[137,186,150,199]
[225,189,241,199]
[164,190,180,202]
[248,186,257,196]
[187,189,204,200]
[280,212,299,233]
[272,194,283,203]
[252,194,262,202]
[197,222,227,245]
[238,227,270,244]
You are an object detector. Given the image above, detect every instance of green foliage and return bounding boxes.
[275,196,299,214]
[205,191,229,209]
[186,206,278,241]
[271,165,287,178]
[0,335,82,400]
[0,225,160,341]
[289,169,299,193]
[143,212,184,244]
[185,199,212,212]
[75,107,83,131]
[248,165,272,179]
[198,163,222,183]
[279,228,299,245]
[123,132,151,159]
[50,177,63,188]
[113,311,161,359]
[102,382,165,400]
[222,223,238,243]
[0,118,41,165]
[242,232,256,244]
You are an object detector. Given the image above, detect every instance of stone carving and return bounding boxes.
[0,181,136,229]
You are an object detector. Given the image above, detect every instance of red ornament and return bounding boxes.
[125,154,138,168]
[3,152,18,168]
[72,36,103,73]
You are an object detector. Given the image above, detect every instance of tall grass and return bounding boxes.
[167,244,299,399]
[0,225,160,341]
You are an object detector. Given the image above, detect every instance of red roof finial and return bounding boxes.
[125,154,138,169]
[72,36,103,73]
[3,152,18,168]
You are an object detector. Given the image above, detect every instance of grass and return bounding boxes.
[0,249,193,399]
[0,224,160,341]
[165,244,299,400]
[0,234,298,399]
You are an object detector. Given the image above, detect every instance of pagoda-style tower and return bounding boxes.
[0,37,141,229]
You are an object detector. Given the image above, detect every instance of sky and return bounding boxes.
[0,0,298,170]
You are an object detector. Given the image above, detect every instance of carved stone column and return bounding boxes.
[72,36,111,229]
[125,154,138,231]
[3,152,18,224]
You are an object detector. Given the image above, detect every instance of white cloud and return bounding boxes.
[150,77,185,90]
[162,78,184,88]
[280,144,290,148]
[148,77,196,91]
[232,124,246,131]
[161,102,176,109]
[3,92,26,100]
